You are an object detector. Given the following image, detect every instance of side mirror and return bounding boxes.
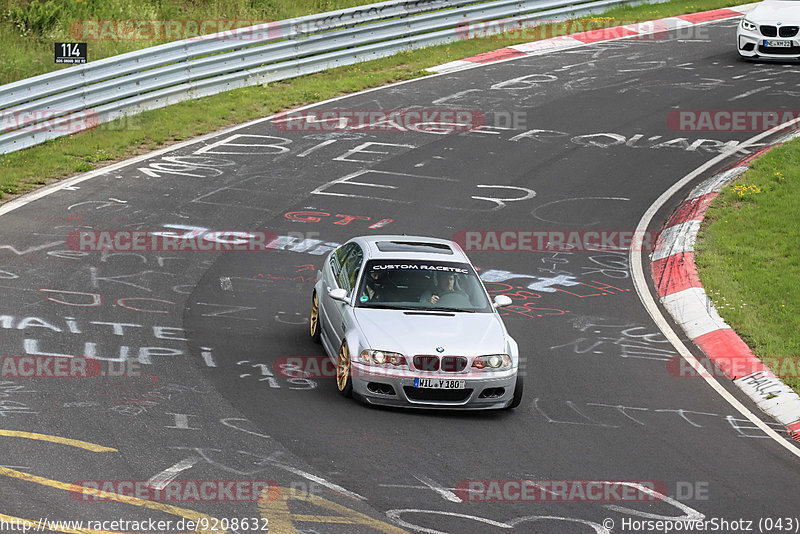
[328,288,349,303]
[493,295,513,308]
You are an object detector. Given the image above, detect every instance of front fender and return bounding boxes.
[506,335,520,368]
[344,330,364,362]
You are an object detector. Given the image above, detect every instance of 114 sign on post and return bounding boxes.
[55,42,87,64]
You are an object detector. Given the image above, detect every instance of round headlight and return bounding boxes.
[373,351,386,364]
[487,355,502,368]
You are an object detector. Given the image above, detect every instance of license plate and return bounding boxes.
[413,378,465,389]
[763,40,792,47]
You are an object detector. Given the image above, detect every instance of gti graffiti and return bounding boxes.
[284,210,393,229]
[236,360,317,390]
[532,398,785,438]
[0,313,207,365]
[550,319,676,361]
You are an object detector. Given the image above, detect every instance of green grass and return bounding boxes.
[695,139,800,393]
[0,0,748,199]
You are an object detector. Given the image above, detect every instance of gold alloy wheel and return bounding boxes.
[337,341,350,392]
[310,292,319,337]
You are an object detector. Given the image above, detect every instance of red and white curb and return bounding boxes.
[651,131,800,442]
[430,4,755,73]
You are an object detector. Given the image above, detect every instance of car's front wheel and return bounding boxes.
[336,340,353,398]
[506,374,524,409]
[310,291,321,344]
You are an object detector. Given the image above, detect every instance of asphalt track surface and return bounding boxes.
[0,18,798,534]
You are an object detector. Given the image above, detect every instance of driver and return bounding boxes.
[363,270,397,301]
[420,272,463,304]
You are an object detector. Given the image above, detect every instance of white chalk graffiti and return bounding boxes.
[532,398,783,438]
[551,319,677,361]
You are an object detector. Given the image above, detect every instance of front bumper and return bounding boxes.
[350,363,518,410]
[737,28,800,59]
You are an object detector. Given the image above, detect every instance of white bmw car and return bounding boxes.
[737,0,800,60]
[309,235,523,410]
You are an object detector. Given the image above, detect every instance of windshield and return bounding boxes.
[356,260,493,312]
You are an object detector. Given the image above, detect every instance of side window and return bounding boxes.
[329,244,353,286]
[342,245,363,291]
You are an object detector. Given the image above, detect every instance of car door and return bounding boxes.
[320,242,360,343]
[338,243,364,340]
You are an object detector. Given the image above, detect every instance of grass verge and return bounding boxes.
[0,0,747,201]
[695,138,800,393]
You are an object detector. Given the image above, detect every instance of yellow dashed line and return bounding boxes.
[0,430,116,452]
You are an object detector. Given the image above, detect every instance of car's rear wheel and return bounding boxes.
[336,340,353,397]
[310,291,321,344]
[507,374,524,409]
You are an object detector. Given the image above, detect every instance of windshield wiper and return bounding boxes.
[359,304,419,310]
[424,307,476,313]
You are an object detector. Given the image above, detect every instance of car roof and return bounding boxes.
[350,235,470,262]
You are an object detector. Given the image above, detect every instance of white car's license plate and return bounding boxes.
[763,40,792,47]
[414,378,465,389]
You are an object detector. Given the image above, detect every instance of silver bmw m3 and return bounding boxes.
[310,235,523,410]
